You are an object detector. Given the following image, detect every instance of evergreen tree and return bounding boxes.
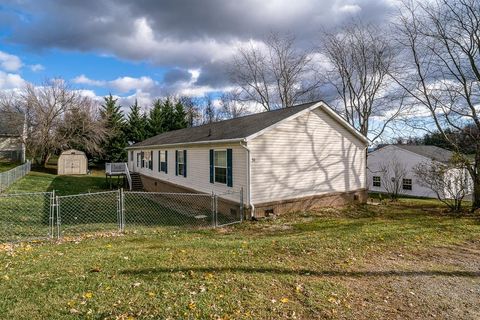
[173,100,188,130]
[100,94,127,162]
[161,98,177,132]
[148,99,164,136]
[126,100,147,143]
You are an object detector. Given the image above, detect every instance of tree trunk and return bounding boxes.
[471,153,480,211]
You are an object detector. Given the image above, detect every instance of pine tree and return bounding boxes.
[126,100,147,143]
[173,100,188,130]
[147,99,164,136]
[100,94,127,162]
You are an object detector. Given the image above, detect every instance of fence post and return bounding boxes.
[56,196,61,239]
[121,188,125,232]
[211,192,216,228]
[49,190,55,238]
[240,187,244,223]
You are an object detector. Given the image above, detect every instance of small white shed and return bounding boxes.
[58,149,88,175]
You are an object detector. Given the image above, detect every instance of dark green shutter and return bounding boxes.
[209,149,214,183]
[150,151,153,170]
[183,150,187,177]
[165,150,168,174]
[175,150,178,176]
[227,148,233,187]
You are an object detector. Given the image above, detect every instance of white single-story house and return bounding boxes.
[126,101,368,217]
[0,111,26,163]
[367,144,471,198]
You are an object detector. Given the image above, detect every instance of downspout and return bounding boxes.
[240,140,255,219]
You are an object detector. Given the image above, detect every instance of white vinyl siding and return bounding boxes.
[132,145,248,204]
[367,145,443,198]
[248,108,367,204]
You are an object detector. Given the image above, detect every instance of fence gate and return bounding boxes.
[56,190,121,238]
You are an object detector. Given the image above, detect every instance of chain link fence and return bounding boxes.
[0,189,244,243]
[0,191,54,243]
[0,160,31,193]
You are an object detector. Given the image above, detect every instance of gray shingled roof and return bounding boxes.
[0,111,24,136]
[395,145,454,163]
[130,101,319,148]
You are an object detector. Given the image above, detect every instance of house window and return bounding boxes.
[214,150,227,184]
[136,153,141,167]
[373,176,381,187]
[149,151,153,170]
[402,178,412,190]
[141,151,145,168]
[159,150,167,173]
[130,151,133,161]
[177,150,185,176]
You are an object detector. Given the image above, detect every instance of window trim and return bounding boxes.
[177,150,185,177]
[159,150,167,173]
[214,149,227,184]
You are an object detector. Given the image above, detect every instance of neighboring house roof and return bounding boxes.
[0,111,24,136]
[391,145,454,163]
[128,101,367,148]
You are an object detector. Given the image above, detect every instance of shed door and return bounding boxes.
[64,158,81,174]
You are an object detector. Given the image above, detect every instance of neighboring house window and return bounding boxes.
[159,150,167,173]
[402,178,412,190]
[149,151,153,170]
[129,151,133,161]
[214,150,227,184]
[373,176,381,187]
[141,151,145,168]
[176,150,187,177]
[136,153,141,168]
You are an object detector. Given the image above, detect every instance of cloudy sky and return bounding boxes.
[0,0,396,107]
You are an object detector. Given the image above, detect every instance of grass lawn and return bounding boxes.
[0,162,21,173]
[6,169,110,195]
[0,199,479,319]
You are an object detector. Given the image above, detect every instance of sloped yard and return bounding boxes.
[0,199,479,319]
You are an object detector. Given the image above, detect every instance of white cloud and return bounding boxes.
[0,51,23,72]
[73,74,157,93]
[29,64,45,72]
[110,76,156,93]
[0,71,26,89]
[73,74,106,86]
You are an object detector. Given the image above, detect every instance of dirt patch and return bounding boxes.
[336,241,480,319]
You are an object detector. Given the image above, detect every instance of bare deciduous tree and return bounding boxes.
[378,158,408,200]
[413,158,471,212]
[230,33,320,111]
[393,0,480,209]
[218,91,248,119]
[56,97,107,157]
[319,21,405,142]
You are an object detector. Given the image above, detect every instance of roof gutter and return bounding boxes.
[125,138,245,150]
[239,140,255,220]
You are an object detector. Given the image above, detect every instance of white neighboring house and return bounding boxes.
[126,101,368,217]
[367,144,471,198]
[0,111,27,163]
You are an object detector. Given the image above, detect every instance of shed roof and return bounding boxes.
[60,149,86,156]
[129,100,367,148]
[394,145,454,163]
[0,111,24,136]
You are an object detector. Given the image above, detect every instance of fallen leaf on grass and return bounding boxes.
[280,298,289,303]
[83,292,93,299]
